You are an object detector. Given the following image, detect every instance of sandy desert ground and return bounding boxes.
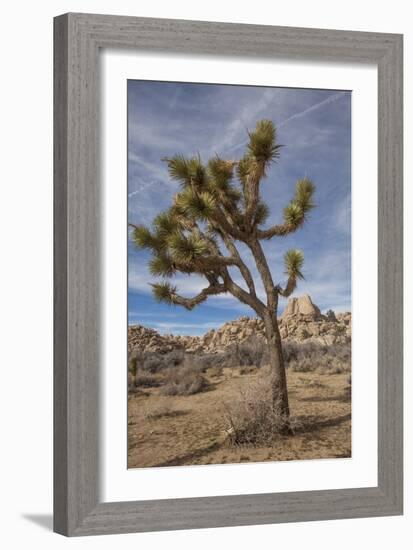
[128,365,351,468]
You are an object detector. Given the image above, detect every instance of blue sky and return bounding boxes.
[128,81,351,335]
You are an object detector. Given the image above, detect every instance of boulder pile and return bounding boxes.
[128,294,351,355]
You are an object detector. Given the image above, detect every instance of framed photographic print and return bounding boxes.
[54,13,403,536]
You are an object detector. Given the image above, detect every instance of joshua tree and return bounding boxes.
[130,120,315,426]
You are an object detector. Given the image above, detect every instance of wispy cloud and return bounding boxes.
[278,91,347,128]
[333,192,351,236]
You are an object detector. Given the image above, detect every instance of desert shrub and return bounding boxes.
[329,343,351,364]
[234,336,268,367]
[164,348,185,367]
[160,364,209,396]
[183,353,207,372]
[239,365,257,375]
[283,341,320,364]
[190,350,236,371]
[195,353,220,371]
[142,353,165,373]
[325,309,337,321]
[140,340,350,376]
[207,365,223,377]
[216,349,238,368]
[190,337,268,372]
[283,341,350,373]
[316,345,351,374]
[134,371,160,388]
[188,339,350,374]
[288,357,315,372]
[224,380,302,446]
[194,354,216,371]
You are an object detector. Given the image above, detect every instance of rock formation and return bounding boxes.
[280,294,321,319]
[128,295,351,355]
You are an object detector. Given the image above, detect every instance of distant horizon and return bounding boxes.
[128,81,351,337]
[127,293,352,336]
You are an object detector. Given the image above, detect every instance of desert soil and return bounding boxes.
[127,367,351,468]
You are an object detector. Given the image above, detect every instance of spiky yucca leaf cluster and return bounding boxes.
[132,225,161,250]
[247,119,282,164]
[149,253,175,277]
[207,156,234,188]
[150,282,177,304]
[283,202,303,226]
[237,120,283,186]
[175,188,216,221]
[169,232,210,264]
[165,153,242,221]
[283,177,315,228]
[295,177,316,212]
[165,155,206,188]
[284,249,305,280]
[236,154,252,185]
[205,156,242,217]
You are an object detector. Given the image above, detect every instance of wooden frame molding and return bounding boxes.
[54,13,403,536]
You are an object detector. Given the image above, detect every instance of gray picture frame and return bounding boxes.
[54,13,403,536]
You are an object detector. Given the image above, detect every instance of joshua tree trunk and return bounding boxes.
[263,312,290,419]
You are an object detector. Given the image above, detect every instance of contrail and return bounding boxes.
[128,180,158,198]
[222,91,347,155]
[277,91,347,128]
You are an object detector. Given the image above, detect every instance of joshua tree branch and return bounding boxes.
[168,283,226,310]
[204,272,221,286]
[275,277,297,298]
[195,255,238,270]
[217,192,241,230]
[222,270,265,317]
[220,232,257,297]
[211,206,246,241]
[256,223,297,239]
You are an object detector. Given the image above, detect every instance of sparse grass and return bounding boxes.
[143,404,172,420]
